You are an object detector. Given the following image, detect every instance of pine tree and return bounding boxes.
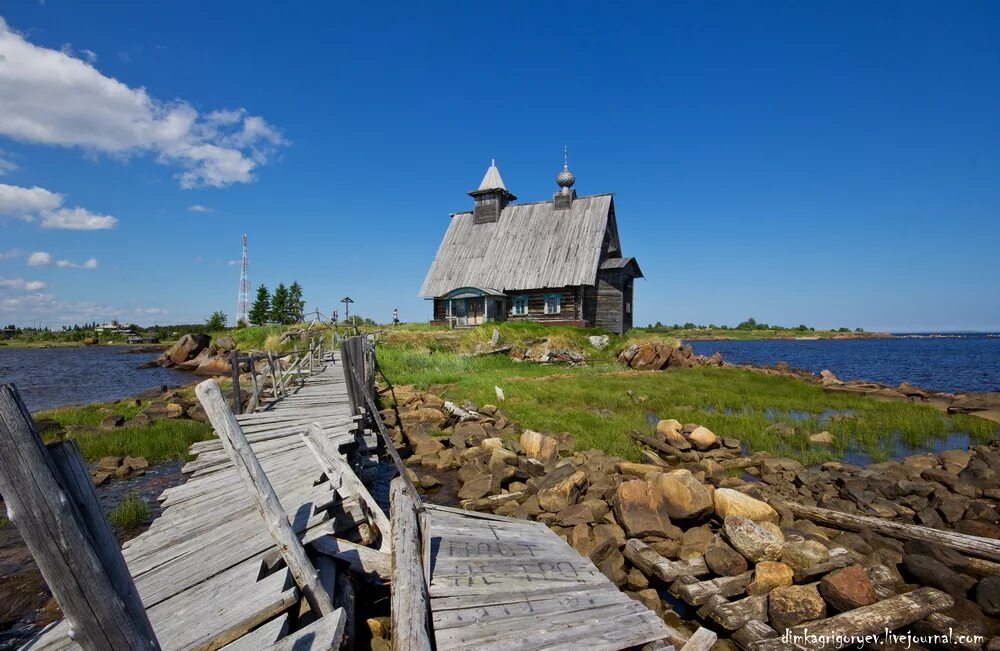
[271,283,289,324]
[287,281,305,323]
[205,311,228,330]
[249,285,271,325]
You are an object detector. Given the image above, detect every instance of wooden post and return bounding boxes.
[0,384,160,650]
[268,351,286,397]
[230,349,242,414]
[247,353,261,413]
[390,477,432,651]
[195,379,336,617]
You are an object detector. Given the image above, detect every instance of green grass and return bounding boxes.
[108,493,150,529]
[35,402,214,462]
[377,342,999,465]
[0,514,8,528]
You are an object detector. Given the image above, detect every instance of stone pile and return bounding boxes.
[150,333,248,376]
[92,455,149,485]
[385,386,1000,646]
[618,342,725,371]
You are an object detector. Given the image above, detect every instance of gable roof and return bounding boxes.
[419,194,616,297]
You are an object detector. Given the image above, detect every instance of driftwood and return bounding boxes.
[629,430,701,462]
[460,491,526,512]
[670,571,754,605]
[0,384,160,650]
[625,539,710,583]
[442,400,481,421]
[680,627,717,651]
[749,587,954,651]
[779,500,1000,563]
[732,621,779,650]
[196,380,336,617]
[698,594,768,631]
[792,547,853,583]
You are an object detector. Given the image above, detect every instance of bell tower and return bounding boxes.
[469,159,516,224]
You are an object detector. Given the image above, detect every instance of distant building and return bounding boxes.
[1,327,16,340]
[420,158,642,334]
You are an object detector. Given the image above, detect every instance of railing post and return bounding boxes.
[0,384,160,650]
[230,349,242,414]
[247,353,261,412]
[390,477,432,651]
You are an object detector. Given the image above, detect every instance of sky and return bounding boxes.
[0,2,997,332]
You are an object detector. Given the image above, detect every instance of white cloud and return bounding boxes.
[0,277,47,290]
[0,182,116,229]
[227,259,239,266]
[55,257,98,269]
[187,204,213,213]
[39,207,117,230]
[0,249,24,261]
[0,183,63,216]
[0,18,286,188]
[27,251,51,266]
[135,307,166,315]
[0,150,16,176]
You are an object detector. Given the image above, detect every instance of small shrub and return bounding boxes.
[108,493,150,529]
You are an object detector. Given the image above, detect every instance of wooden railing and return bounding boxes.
[228,334,328,414]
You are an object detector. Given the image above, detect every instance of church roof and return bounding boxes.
[419,193,619,297]
[475,159,507,192]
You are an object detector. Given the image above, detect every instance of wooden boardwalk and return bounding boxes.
[15,335,678,650]
[423,505,677,651]
[25,353,369,650]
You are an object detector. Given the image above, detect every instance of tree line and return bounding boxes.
[248,282,306,325]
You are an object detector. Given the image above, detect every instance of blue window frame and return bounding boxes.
[544,293,561,315]
[512,295,529,316]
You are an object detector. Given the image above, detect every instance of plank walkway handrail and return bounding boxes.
[0,384,160,650]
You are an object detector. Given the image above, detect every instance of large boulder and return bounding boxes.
[214,335,236,350]
[162,333,210,366]
[537,469,587,513]
[612,479,674,539]
[655,419,690,450]
[769,585,826,631]
[713,488,779,524]
[724,515,784,562]
[705,537,748,577]
[654,470,713,521]
[687,426,719,451]
[747,561,794,596]
[781,540,830,572]
[194,354,232,376]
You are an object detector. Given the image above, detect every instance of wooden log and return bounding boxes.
[617,461,666,478]
[629,430,700,462]
[443,400,480,421]
[699,594,769,631]
[732,621,779,650]
[779,500,1000,563]
[680,627,718,651]
[792,547,853,583]
[302,423,392,550]
[195,379,336,617]
[334,567,356,651]
[267,352,285,398]
[625,539,710,583]
[749,587,954,651]
[459,491,526,512]
[641,450,671,467]
[0,384,160,650]
[231,349,242,414]
[389,477,432,651]
[670,571,754,606]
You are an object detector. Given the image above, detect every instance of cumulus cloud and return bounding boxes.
[0,277,47,290]
[0,18,286,188]
[135,307,166,315]
[39,207,117,230]
[0,150,16,175]
[55,257,98,269]
[0,182,114,229]
[27,251,51,266]
[227,259,239,266]
[187,204,213,213]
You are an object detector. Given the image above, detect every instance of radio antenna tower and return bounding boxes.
[237,233,249,325]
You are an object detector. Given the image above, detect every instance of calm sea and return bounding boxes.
[0,346,194,412]
[688,333,1000,394]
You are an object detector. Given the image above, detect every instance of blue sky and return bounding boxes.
[0,1,997,331]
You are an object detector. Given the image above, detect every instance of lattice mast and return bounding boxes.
[237,233,249,324]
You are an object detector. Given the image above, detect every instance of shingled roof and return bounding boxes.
[419,193,616,297]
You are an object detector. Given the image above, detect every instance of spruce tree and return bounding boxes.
[249,285,271,325]
[287,281,305,323]
[271,283,289,324]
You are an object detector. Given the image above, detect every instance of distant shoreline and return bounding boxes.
[679,332,894,341]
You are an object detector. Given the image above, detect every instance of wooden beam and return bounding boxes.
[390,477,432,651]
[749,587,954,651]
[779,500,1000,563]
[195,379,336,617]
[625,539,710,583]
[0,383,160,650]
[230,349,242,414]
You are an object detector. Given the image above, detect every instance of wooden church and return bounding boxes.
[420,156,642,334]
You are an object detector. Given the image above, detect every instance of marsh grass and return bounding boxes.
[108,493,150,529]
[377,342,999,464]
[36,403,214,462]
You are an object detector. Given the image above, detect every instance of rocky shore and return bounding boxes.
[385,383,1000,648]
